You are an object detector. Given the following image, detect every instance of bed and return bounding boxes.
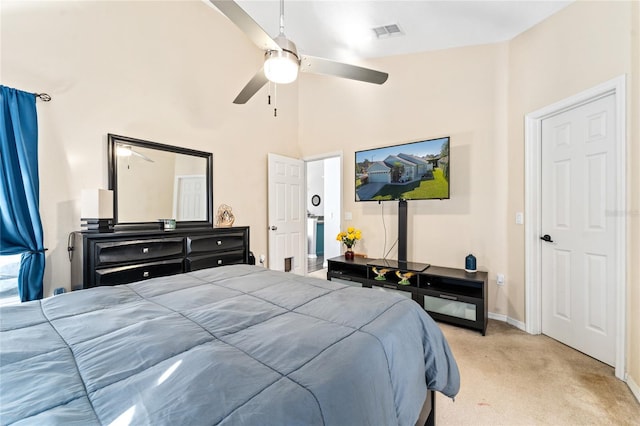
[0,265,459,425]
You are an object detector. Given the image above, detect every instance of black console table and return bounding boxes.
[327,256,488,335]
[70,227,250,290]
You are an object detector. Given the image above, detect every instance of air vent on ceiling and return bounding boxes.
[372,23,403,39]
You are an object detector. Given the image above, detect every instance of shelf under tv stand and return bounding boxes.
[326,256,488,335]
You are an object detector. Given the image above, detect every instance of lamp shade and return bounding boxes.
[264,50,299,84]
[81,189,113,219]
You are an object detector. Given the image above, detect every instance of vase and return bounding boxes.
[344,248,354,260]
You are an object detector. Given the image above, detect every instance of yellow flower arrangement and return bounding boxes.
[336,226,362,248]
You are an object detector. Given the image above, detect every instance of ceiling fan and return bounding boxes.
[207,0,389,104]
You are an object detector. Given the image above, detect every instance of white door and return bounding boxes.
[174,175,206,221]
[540,93,617,366]
[268,153,305,274]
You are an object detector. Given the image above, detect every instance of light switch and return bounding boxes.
[345,211,353,220]
[515,212,524,225]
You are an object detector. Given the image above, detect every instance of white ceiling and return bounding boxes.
[233,0,573,61]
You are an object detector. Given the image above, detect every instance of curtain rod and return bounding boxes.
[35,93,51,102]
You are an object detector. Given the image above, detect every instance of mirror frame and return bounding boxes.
[107,134,213,230]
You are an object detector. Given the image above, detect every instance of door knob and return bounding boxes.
[540,234,554,243]
[270,226,277,231]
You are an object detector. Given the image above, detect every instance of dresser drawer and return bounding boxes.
[94,259,184,287]
[187,233,245,255]
[185,250,246,271]
[94,237,185,266]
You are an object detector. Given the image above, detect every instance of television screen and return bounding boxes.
[355,136,450,201]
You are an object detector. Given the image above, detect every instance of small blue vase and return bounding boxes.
[465,254,477,273]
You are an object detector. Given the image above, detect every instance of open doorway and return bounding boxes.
[305,154,342,274]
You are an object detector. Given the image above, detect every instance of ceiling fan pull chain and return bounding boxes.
[268,81,272,105]
[274,83,278,117]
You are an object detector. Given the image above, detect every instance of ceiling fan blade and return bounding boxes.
[207,0,281,52]
[233,67,269,104]
[300,56,388,85]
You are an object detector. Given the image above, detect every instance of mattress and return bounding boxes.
[0,265,459,425]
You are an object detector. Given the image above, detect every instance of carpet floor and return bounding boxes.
[436,320,640,425]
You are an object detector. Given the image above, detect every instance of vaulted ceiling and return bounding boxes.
[232,0,573,61]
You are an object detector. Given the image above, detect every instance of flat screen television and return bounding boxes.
[355,136,450,201]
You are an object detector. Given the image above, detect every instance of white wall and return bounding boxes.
[306,160,324,216]
[299,41,509,304]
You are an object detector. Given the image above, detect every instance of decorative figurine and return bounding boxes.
[395,271,415,285]
[372,267,390,280]
[216,204,235,227]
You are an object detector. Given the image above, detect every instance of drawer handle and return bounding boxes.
[439,294,457,301]
[216,240,222,245]
[143,271,150,278]
[142,247,149,254]
[217,259,223,265]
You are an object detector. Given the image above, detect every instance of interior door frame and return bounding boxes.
[303,151,343,271]
[524,75,627,379]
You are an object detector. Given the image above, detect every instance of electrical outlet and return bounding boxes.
[259,254,265,265]
[497,273,505,286]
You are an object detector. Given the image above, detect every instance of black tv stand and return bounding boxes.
[327,255,488,335]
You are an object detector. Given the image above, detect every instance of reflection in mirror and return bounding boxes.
[108,134,213,229]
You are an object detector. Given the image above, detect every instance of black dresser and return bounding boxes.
[70,227,250,290]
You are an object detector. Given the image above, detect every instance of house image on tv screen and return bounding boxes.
[367,154,433,184]
[355,137,449,201]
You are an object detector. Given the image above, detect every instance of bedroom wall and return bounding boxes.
[298,0,639,389]
[1,0,299,295]
[507,0,639,394]
[298,42,511,316]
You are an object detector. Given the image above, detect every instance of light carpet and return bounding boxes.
[437,320,640,425]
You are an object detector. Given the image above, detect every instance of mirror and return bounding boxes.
[108,134,213,229]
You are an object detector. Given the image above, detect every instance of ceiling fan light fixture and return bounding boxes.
[116,146,133,157]
[264,50,299,84]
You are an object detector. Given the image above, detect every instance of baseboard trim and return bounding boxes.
[627,374,640,404]
[488,312,526,332]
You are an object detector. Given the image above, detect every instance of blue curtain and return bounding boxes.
[0,85,45,301]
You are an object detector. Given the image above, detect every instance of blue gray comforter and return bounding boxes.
[0,265,459,425]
